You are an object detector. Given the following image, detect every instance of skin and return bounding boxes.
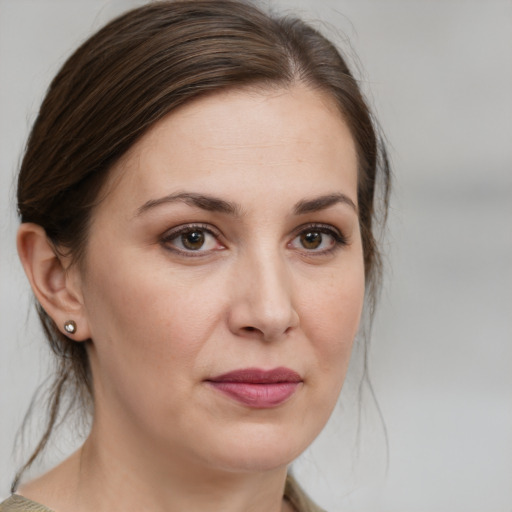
[17,84,365,512]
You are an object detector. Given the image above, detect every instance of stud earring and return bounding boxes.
[64,320,77,334]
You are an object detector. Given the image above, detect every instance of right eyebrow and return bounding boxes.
[134,191,243,218]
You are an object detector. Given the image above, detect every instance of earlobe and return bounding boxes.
[16,223,91,341]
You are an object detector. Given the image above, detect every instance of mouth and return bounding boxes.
[205,367,303,408]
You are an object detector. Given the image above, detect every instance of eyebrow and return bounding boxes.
[293,193,358,215]
[135,191,357,218]
[135,192,242,217]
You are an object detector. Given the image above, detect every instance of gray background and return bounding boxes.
[1,1,511,511]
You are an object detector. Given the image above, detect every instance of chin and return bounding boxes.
[213,447,299,474]
[197,422,317,474]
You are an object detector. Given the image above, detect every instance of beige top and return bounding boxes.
[0,475,324,512]
[0,495,53,512]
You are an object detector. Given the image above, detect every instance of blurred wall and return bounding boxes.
[1,1,511,511]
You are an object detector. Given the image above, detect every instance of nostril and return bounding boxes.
[244,327,256,332]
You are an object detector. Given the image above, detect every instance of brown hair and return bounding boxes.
[14,0,390,495]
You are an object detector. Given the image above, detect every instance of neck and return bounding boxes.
[19,420,294,512]
[77,433,292,512]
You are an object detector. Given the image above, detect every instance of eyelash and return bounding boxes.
[289,223,348,255]
[160,223,223,257]
[160,223,347,257]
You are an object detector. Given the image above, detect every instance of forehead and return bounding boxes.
[102,85,358,212]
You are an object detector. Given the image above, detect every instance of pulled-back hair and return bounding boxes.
[14,0,390,497]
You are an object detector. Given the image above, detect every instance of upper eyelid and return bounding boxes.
[294,222,338,231]
[291,222,345,238]
[161,223,222,239]
[159,224,224,255]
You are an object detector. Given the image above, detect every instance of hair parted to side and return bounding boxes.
[14,0,390,492]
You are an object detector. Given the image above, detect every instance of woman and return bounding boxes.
[1,1,390,511]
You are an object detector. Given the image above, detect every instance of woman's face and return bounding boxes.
[75,85,364,473]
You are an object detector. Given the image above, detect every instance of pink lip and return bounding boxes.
[206,367,302,408]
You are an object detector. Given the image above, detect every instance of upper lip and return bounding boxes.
[207,367,302,384]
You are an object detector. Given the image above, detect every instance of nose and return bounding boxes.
[227,249,299,342]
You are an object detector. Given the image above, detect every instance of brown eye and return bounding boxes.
[162,225,223,255]
[181,230,205,250]
[300,231,322,249]
[289,225,345,254]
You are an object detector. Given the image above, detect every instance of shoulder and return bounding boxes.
[0,495,54,512]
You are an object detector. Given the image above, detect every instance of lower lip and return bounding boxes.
[207,381,301,408]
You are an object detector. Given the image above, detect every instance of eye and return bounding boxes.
[161,224,224,254]
[289,224,346,254]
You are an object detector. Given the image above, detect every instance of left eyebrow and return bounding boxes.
[293,193,358,215]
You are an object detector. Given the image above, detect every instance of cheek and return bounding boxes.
[81,246,232,384]
[286,259,364,447]
[81,253,230,435]
[304,263,365,338]
[299,260,365,382]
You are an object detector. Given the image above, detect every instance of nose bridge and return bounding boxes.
[230,241,299,340]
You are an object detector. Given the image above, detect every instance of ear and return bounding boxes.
[17,223,91,341]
